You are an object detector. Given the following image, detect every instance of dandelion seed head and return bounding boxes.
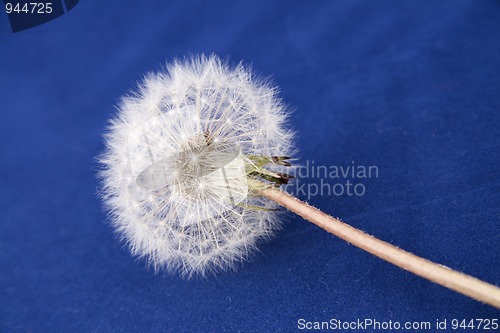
[100,55,294,277]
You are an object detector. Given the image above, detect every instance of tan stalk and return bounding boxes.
[246,172,500,308]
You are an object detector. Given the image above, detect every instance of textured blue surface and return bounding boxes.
[1,1,499,332]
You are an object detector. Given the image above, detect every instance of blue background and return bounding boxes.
[1,1,499,332]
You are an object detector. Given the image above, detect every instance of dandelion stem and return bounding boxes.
[260,186,500,308]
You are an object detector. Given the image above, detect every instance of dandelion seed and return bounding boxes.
[100,55,293,277]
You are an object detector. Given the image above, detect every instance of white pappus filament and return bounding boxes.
[100,55,294,277]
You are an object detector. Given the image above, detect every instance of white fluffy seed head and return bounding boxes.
[99,55,294,277]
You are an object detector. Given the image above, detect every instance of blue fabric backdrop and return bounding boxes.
[1,1,499,332]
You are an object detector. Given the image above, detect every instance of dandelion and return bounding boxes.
[100,55,500,307]
[100,55,293,276]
